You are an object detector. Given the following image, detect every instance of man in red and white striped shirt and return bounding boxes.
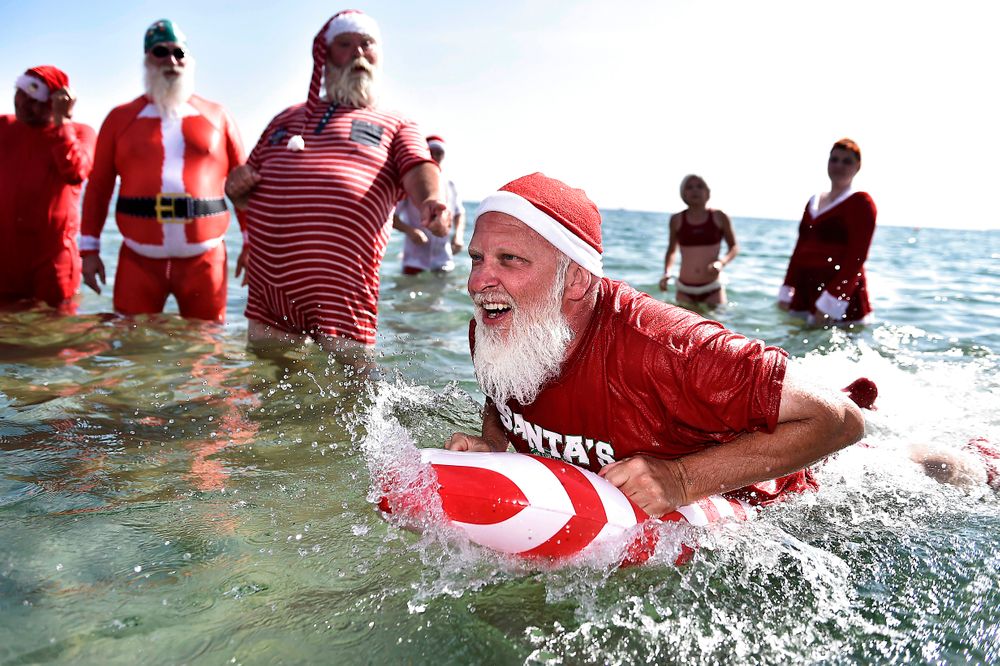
[225,10,449,354]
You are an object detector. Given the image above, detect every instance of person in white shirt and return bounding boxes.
[393,134,465,274]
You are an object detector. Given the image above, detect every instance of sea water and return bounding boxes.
[1,208,997,664]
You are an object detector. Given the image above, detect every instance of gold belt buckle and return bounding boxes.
[155,192,191,224]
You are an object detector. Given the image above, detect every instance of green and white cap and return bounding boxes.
[144,19,187,52]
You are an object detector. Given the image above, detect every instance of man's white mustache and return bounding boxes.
[348,57,375,75]
[472,291,513,307]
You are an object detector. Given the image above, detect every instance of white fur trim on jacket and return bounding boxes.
[79,235,100,253]
[815,290,849,320]
[778,284,794,304]
[475,191,604,277]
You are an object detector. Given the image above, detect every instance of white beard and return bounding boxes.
[324,57,380,108]
[144,61,195,118]
[472,263,573,406]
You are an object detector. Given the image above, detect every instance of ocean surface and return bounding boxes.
[1,207,998,665]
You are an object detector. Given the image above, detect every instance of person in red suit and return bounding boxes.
[444,173,865,517]
[0,65,95,313]
[80,20,246,322]
[778,138,877,325]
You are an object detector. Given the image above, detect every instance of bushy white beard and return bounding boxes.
[473,262,573,406]
[324,58,380,108]
[144,61,195,118]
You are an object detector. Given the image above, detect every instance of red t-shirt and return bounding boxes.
[471,279,813,503]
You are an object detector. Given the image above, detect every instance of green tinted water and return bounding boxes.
[1,215,998,664]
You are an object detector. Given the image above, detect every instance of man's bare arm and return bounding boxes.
[224,164,261,210]
[600,363,864,516]
[402,162,450,237]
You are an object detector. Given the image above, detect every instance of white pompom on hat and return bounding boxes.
[475,173,604,277]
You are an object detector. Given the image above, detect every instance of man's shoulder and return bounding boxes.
[99,96,149,129]
[189,94,232,117]
[70,121,97,138]
[267,103,307,125]
[352,105,415,126]
[602,279,699,326]
[107,96,149,116]
[599,278,723,347]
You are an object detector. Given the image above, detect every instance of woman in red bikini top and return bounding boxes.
[659,174,739,307]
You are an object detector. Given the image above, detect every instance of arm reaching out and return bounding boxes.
[402,162,450,237]
[599,362,864,516]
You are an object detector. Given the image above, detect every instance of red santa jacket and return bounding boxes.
[0,116,95,261]
[80,95,245,259]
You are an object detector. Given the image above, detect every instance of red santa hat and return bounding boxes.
[426,135,446,152]
[15,65,70,103]
[286,9,381,152]
[475,173,604,277]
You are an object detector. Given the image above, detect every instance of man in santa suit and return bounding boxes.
[445,173,866,517]
[0,66,95,312]
[225,10,449,355]
[81,19,246,322]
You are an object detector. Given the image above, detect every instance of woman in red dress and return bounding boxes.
[778,139,877,324]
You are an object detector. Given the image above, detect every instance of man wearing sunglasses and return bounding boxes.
[80,19,247,322]
[224,10,449,355]
[1,65,95,313]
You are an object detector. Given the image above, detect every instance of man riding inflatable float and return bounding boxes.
[443,173,865,519]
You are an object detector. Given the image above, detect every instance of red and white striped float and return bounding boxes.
[379,449,754,565]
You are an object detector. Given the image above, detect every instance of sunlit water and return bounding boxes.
[1,210,997,664]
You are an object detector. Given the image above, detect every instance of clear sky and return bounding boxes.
[2,0,997,230]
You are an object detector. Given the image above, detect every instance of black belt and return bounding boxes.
[117,194,227,223]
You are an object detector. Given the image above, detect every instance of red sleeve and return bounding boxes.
[390,117,436,183]
[782,203,811,286]
[646,318,788,444]
[44,122,95,185]
[825,193,876,299]
[79,110,124,249]
[223,110,249,233]
[224,110,247,170]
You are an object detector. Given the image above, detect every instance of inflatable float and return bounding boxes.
[378,449,754,566]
